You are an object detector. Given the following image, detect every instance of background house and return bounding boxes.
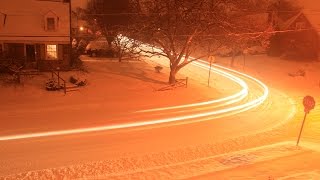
[0,0,71,70]
[298,0,320,40]
[277,11,318,59]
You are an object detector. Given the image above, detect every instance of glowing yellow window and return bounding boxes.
[46,45,58,60]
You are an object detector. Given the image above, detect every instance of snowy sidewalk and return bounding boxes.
[2,141,319,180]
[107,141,314,179]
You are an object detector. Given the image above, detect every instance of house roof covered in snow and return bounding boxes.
[279,12,304,30]
[302,10,320,35]
[0,0,70,43]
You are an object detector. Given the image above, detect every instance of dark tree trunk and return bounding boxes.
[118,49,122,62]
[169,68,177,84]
[231,48,236,67]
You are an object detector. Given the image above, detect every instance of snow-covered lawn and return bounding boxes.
[0,56,222,136]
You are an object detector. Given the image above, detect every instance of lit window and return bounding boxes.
[47,18,55,31]
[46,45,57,60]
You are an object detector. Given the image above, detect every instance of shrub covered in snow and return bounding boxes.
[69,76,78,84]
[45,79,62,91]
[154,66,163,73]
[288,69,306,77]
[69,75,87,87]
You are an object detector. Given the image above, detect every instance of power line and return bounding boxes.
[5,9,320,16]
[81,11,320,16]
[74,28,320,38]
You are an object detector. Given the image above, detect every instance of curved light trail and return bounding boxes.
[0,46,269,142]
[136,61,249,113]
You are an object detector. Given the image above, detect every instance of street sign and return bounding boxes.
[208,55,215,63]
[303,95,315,113]
[297,95,316,146]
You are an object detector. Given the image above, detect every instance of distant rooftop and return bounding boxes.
[298,0,320,35]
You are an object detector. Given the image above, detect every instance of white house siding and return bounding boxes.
[0,0,71,70]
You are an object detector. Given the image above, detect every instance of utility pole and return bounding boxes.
[68,0,73,66]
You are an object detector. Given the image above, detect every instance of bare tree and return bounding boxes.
[112,33,141,62]
[87,0,130,43]
[86,0,132,61]
[130,0,273,84]
[130,0,236,84]
[87,0,274,83]
[221,13,274,67]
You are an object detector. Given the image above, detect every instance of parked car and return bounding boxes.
[215,46,234,57]
[85,37,112,57]
[247,46,266,55]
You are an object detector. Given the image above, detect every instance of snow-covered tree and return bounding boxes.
[130,0,273,83]
[86,0,275,83]
[129,0,229,84]
[86,0,141,62]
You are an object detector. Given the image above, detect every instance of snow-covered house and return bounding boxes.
[297,0,320,58]
[0,0,71,70]
[276,11,319,59]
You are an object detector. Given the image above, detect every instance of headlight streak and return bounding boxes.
[137,64,248,113]
[0,43,269,142]
[132,91,248,121]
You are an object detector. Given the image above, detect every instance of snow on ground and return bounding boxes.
[0,56,224,135]
[1,54,320,179]
[2,141,320,180]
[194,141,320,180]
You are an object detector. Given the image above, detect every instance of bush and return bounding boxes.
[0,58,24,73]
[154,66,163,73]
[45,79,62,91]
[69,76,78,84]
[288,69,306,77]
[69,75,87,87]
[76,79,87,86]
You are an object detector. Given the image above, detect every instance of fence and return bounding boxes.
[51,69,67,94]
[157,77,188,91]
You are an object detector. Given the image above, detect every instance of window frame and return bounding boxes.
[46,44,58,60]
[46,17,56,31]
[295,22,306,30]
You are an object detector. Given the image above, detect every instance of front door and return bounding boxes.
[26,44,36,63]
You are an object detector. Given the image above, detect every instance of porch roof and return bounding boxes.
[0,35,70,44]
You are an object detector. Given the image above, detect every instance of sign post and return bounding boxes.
[296,95,316,146]
[242,49,248,71]
[207,55,215,87]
